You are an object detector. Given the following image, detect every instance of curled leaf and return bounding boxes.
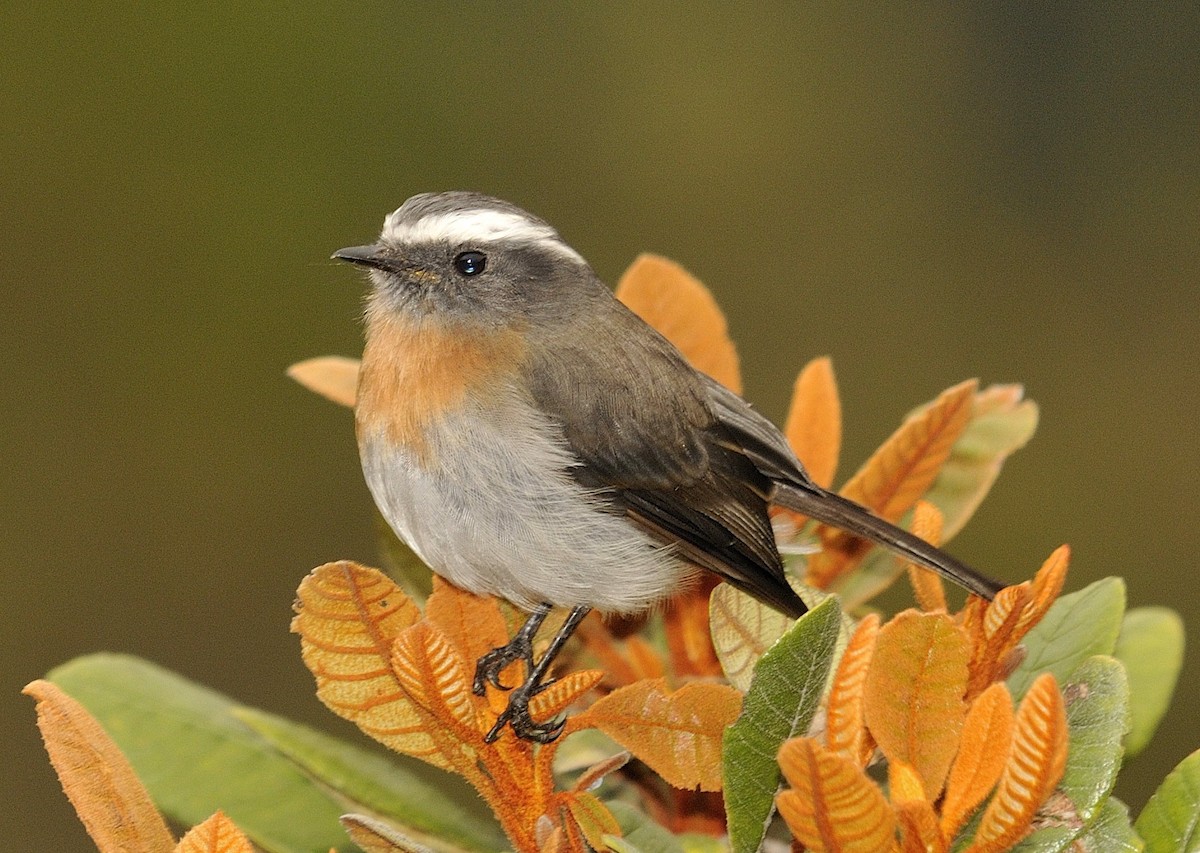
[24,679,176,853]
[825,613,880,767]
[968,673,1067,852]
[579,678,742,791]
[287,356,360,408]
[776,737,897,853]
[940,682,1014,840]
[615,253,741,393]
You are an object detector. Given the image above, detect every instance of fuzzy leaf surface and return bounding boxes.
[615,253,742,393]
[864,609,970,800]
[175,812,255,853]
[24,679,175,853]
[581,678,741,791]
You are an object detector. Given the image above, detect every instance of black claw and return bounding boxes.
[475,603,591,744]
[483,683,565,744]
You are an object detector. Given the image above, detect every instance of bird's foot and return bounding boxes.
[472,634,537,695]
[483,678,564,744]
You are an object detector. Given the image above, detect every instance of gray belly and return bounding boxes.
[356,400,688,613]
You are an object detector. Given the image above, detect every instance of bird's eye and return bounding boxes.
[453,251,487,276]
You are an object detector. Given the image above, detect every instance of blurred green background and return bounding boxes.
[3,4,1197,848]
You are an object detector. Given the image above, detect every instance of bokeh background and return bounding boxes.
[4,4,1197,848]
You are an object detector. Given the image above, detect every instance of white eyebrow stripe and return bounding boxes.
[381,208,583,261]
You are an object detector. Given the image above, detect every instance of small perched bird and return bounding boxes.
[333,191,1003,742]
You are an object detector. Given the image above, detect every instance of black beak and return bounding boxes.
[331,244,397,273]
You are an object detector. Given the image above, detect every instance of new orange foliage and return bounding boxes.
[614,253,742,393]
[906,501,949,613]
[940,683,1014,840]
[784,356,842,492]
[175,812,255,853]
[825,613,880,767]
[24,680,176,853]
[777,738,899,853]
[292,561,612,852]
[863,610,970,801]
[575,678,742,792]
[965,674,1068,853]
[809,379,977,587]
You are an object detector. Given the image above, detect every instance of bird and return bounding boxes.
[332,191,1004,743]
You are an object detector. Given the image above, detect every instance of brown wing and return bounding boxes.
[522,297,806,617]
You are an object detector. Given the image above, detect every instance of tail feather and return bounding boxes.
[772,481,1005,600]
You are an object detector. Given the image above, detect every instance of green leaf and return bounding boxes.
[1113,607,1185,757]
[722,596,841,853]
[1008,577,1126,700]
[1134,748,1200,853]
[606,801,682,853]
[1060,656,1131,830]
[49,653,355,853]
[925,386,1038,541]
[1074,797,1144,852]
[1006,826,1077,853]
[234,706,506,852]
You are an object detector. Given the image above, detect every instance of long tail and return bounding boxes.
[771,481,1005,600]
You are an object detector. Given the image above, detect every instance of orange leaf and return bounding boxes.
[863,610,970,800]
[940,682,1014,840]
[840,379,977,521]
[967,674,1067,853]
[423,576,511,670]
[175,812,254,853]
[906,501,948,612]
[810,380,977,587]
[664,580,723,678]
[528,670,605,721]
[391,622,480,741]
[777,737,897,853]
[562,792,621,850]
[897,800,947,853]
[888,760,928,804]
[290,562,446,766]
[1017,545,1070,635]
[287,356,360,408]
[23,680,176,853]
[966,583,1031,697]
[784,356,842,491]
[826,614,880,766]
[614,254,742,393]
[576,678,742,791]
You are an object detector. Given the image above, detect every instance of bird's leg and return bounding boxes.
[476,604,592,744]
[472,602,552,694]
